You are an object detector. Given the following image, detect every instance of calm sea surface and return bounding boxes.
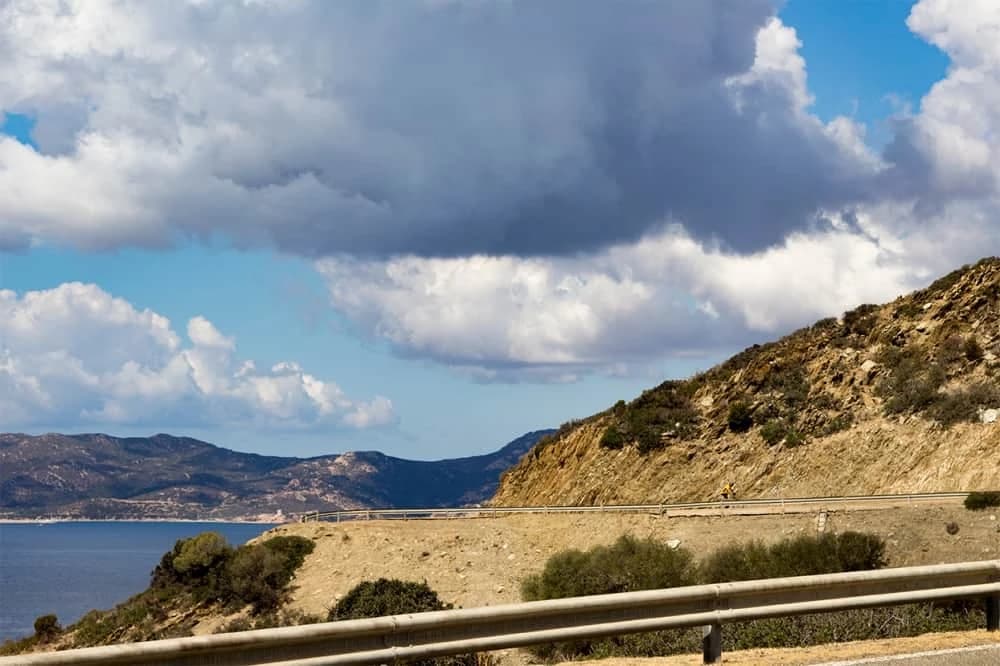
[0,521,276,642]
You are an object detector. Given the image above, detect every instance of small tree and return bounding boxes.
[727,401,753,433]
[33,614,60,642]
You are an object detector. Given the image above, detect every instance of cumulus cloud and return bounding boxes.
[317,219,937,380]
[0,283,395,429]
[0,0,880,256]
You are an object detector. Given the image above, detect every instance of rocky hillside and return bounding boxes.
[0,430,550,520]
[493,258,1000,506]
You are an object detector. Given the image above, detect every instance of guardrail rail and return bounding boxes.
[4,559,997,666]
[299,491,970,523]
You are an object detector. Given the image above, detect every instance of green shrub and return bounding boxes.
[329,579,451,621]
[877,348,945,414]
[727,402,753,433]
[634,427,663,454]
[700,532,887,583]
[759,419,803,447]
[965,491,1000,511]
[821,414,853,436]
[599,426,626,450]
[33,615,60,642]
[522,532,896,661]
[224,535,315,612]
[261,535,315,579]
[224,546,286,612]
[521,535,697,602]
[173,532,231,577]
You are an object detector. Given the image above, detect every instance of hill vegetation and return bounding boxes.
[495,258,1000,505]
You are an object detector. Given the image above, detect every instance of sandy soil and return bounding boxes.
[260,505,1000,664]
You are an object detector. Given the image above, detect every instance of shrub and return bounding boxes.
[521,535,697,602]
[329,579,451,621]
[965,337,984,362]
[222,535,314,612]
[224,546,286,612]
[635,427,664,454]
[727,402,753,433]
[523,532,894,661]
[759,419,803,447]
[821,414,853,436]
[261,535,315,579]
[599,426,626,450]
[33,615,60,642]
[965,491,1000,511]
[700,532,888,583]
[172,532,232,582]
[877,348,945,414]
[945,522,960,535]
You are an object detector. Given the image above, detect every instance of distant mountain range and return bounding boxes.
[0,430,551,520]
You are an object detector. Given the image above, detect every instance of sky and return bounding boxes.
[1,0,998,460]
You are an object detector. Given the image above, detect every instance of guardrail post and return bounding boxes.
[987,594,1000,631]
[702,623,722,663]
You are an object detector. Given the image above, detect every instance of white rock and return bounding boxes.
[980,408,999,424]
[666,539,682,550]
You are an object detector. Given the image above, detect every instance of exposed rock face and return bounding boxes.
[493,258,1000,506]
[0,430,551,520]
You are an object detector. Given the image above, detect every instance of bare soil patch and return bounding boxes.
[267,505,1000,663]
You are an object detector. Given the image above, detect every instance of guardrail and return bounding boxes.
[6,559,998,665]
[299,491,970,522]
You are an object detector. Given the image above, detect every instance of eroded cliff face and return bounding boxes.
[493,258,1000,506]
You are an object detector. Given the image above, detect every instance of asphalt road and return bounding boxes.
[815,643,1000,665]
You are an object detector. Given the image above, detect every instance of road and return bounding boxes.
[816,643,1000,665]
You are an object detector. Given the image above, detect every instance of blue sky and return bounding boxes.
[1,0,995,459]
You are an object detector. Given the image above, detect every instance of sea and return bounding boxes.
[0,521,277,643]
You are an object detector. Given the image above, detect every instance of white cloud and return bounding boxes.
[316,222,933,380]
[0,283,394,429]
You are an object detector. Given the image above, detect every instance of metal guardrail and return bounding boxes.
[6,559,998,665]
[299,492,970,522]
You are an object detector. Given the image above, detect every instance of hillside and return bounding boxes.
[493,258,1000,506]
[0,430,550,520]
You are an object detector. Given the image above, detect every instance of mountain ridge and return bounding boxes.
[0,430,551,520]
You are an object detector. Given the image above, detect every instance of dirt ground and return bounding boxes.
[266,505,1000,664]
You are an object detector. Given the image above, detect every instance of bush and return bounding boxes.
[945,522,960,535]
[521,535,697,602]
[329,579,451,621]
[521,536,697,660]
[727,402,753,433]
[965,491,1000,510]
[599,426,626,450]
[699,532,887,584]
[522,532,893,661]
[222,535,314,612]
[225,546,286,611]
[33,615,60,642]
[759,419,803,447]
[877,348,945,415]
[965,337,984,362]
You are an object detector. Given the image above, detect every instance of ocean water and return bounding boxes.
[0,521,276,642]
